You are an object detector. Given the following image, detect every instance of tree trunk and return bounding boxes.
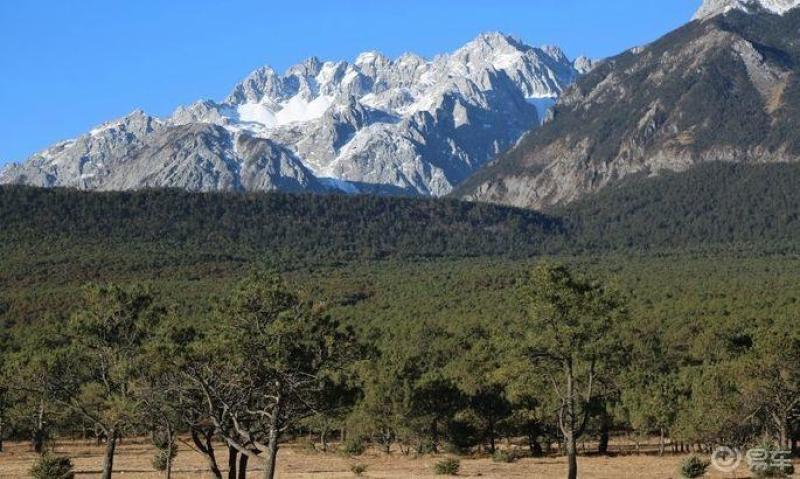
[263,397,283,479]
[382,430,391,454]
[237,454,248,479]
[165,429,174,479]
[431,419,440,453]
[191,429,223,479]
[778,420,789,451]
[598,419,609,455]
[566,434,578,479]
[528,430,543,456]
[33,400,46,454]
[101,430,118,479]
[320,427,328,453]
[227,445,238,479]
[659,428,665,457]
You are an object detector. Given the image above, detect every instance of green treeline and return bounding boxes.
[5,161,800,274]
[0,184,560,264]
[0,265,798,479]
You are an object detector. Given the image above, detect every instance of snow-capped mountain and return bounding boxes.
[694,0,800,19]
[0,33,591,196]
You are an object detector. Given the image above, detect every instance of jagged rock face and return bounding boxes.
[455,10,800,209]
[694,0,800,19]
[0,33,590,196]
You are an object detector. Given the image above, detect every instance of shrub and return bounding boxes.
[492,449,519,463]
[416,438,437,455]
[679,455,710,479]
[152,447,178,471]
[446,414,481,451]
[151,435,178,471]
[30,454,75,479]
[341,438,366,456]
[350,463,368,476]
[434,457,461,475]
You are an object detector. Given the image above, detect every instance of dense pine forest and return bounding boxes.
[1,162,800,478]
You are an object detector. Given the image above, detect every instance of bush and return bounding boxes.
[416,438,437,455]
[151,434,178,471]
[492,449,519,463]
[152,447,178,471]
[442,442,467,455]
[350,463,368,476]
[341,438,366,456]
[434,457,461,475]
[446,414,481,451]
[30,454,75,479]
[679,455,710,479]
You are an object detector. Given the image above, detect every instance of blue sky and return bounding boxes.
[0,0,699,165]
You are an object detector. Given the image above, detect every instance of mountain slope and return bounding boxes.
[0,33,590,197]
[0,185,562,278]
[6,161,800,282]
[559,161,800,251]
[456,8,800,209]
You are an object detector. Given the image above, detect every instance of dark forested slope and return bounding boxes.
[4,160,800,272]
[0,185,561,264]
[558,162,800,252]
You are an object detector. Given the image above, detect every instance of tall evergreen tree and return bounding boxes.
[517,264,628,479]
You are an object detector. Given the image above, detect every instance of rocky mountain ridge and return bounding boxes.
[694,0,800,19]
[455,8,800,209]
[0,33,591,196]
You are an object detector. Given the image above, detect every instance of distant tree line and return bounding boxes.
[0,185,562,266]
[6,160,800,275]
[1,265,797,478]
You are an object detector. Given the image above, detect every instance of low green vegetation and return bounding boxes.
[350,463,368,476]
[434,457,461,475]
[679,455,710,479]
[1,262,798,479]
[492,449,519,463]
[1,183,800,478]
[29,454,75,479]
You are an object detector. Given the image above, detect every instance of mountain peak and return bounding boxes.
[3,33,585,197]
[540,45,568,62]
[355,51,389,66]
[468,32,526,51]
[287,57,323,76]
[693,0,800,19]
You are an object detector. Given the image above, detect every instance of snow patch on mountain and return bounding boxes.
[694,0,800,19]
[1,32,592,197]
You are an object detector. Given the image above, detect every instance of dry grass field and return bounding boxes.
[1,438,790,479]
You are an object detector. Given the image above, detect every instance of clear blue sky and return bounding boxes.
[0,0,699,165]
